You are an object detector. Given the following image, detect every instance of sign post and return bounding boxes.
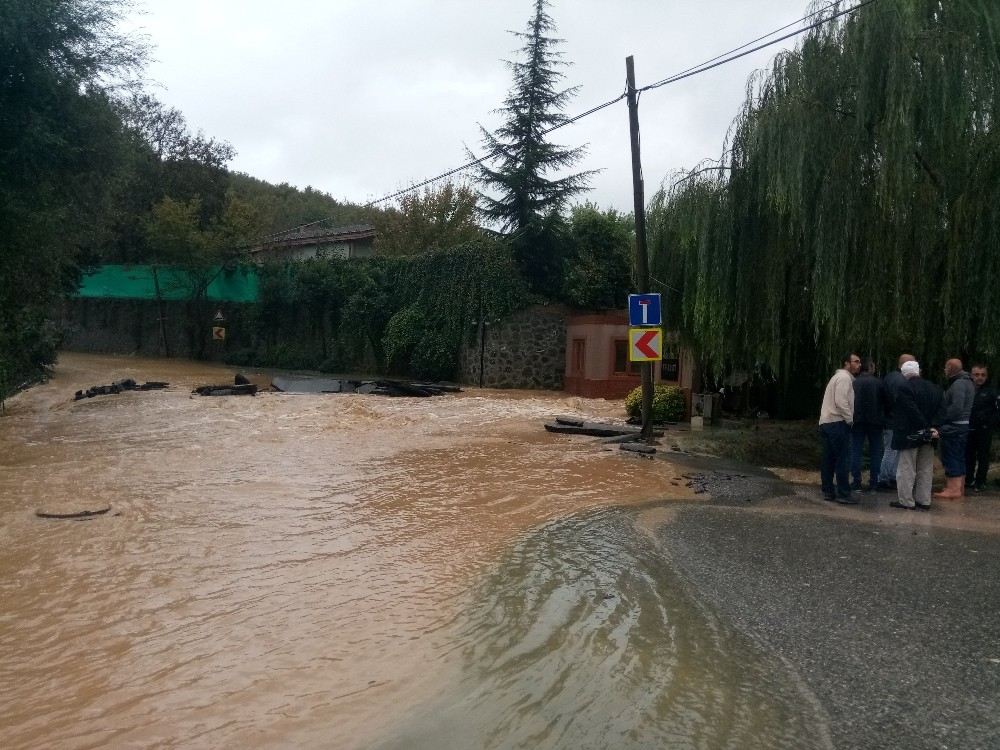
[626,56,656,441]
[212,309,226,344]
[628,327,663,362]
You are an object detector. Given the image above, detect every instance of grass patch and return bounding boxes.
[665,420,821,470]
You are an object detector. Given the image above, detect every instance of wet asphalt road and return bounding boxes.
[651,459,1000,750]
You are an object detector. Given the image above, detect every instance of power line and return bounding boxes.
[362,91,627,208]
[639,0,879,92]
[266,0,877,239]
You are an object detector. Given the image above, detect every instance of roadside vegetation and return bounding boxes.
[7,1,1000,408]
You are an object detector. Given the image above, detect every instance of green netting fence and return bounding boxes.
[76,265,259,302]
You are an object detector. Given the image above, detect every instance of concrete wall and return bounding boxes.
[59,298,254,360]
[460,304,568,390]
[563,312,698,401]
[63,298,572,391]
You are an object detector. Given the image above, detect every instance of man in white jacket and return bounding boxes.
[819,353,861,503]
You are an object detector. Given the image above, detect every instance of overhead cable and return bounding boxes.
[267,0,877,238]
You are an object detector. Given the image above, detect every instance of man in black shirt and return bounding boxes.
[851,357,887,491]
[966,364,998,492]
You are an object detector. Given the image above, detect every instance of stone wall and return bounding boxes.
[460,304,568,390]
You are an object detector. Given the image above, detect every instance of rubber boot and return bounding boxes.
[933,476,963,500]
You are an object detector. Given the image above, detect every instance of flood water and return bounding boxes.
[0,353,828,749]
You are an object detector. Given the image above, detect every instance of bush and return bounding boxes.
[625,384,686,423]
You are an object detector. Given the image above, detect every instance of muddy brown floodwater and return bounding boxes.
[0,353,829,749]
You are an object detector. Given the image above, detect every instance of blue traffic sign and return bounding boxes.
[628,293,661,327]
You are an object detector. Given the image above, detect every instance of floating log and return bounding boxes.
[601,433,644,444]
[544,421,642,438]
[36,504,111,520]
[620,443,657,455]
[193,383,257,396]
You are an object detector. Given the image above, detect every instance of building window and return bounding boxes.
[571,339,586,376]
[613,339,632,375]
[661,354,680,382]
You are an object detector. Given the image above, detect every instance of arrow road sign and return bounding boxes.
[628,293,661,327]
[629,327,662,362]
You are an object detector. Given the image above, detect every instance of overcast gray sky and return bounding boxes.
[123,0,817,215]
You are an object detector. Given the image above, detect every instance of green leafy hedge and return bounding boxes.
[625,384,686,423]
[247,239,528,379]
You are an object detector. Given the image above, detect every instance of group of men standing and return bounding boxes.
[818,354,998,509]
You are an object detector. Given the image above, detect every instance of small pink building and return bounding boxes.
[563,312,696,403]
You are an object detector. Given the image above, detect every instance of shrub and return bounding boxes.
[625,384,686,423]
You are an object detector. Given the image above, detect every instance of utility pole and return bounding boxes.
[151,265,170,358]
[626,55,654,442]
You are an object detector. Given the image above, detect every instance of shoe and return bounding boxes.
[974,483,986,493]
[850,482,862,491]
[875,482,894,493]
[822,493,836,502]
[836,493,859,505]
[889,500,914,510]
[914,503,930,511]
[933,476,963,500]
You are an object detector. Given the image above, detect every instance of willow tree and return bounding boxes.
[649,0,1000,410]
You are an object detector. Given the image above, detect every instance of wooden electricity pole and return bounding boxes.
[626,55,654,441]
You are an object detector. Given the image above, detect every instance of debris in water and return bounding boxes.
[194,383,258,397]
[271,375,459,397]
[620,442,656,455]
[36,504,112,520]
[544,421,661,438]
[74,378,169,400]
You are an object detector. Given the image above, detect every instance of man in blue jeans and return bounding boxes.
[851,357,887,492]
[819,353,861,503]
[878,353,915,490]
[934,358,975,499]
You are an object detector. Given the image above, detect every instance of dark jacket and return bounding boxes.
[883,369,907,419]
[891,377,944,450]
[970,382,999,431]
[937,371,975,426]
[852,372,887,427]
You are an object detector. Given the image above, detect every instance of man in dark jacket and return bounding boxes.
[966,364,998,492]
[878,353,915,490]
[934,358,976,499]
[850,357,887,491]
[890,361,943,510]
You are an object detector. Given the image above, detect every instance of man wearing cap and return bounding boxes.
[819,353,861,503]
[934,358,975,499]
[890,360,943,510]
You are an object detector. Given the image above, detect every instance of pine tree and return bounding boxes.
[472,0,594,290]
